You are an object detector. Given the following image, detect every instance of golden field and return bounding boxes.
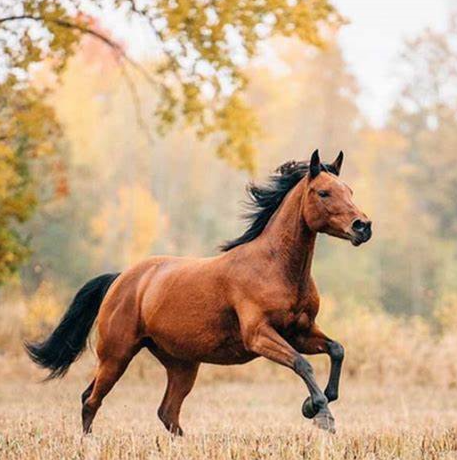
[2,294,457,459]
[1,351,457,460]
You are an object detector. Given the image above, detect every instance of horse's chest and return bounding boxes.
[267,295,319,332]
[268,306,308,332]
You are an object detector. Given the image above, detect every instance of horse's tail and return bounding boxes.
[25,273,120,380]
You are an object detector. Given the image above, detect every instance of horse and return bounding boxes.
[26,149,372,435]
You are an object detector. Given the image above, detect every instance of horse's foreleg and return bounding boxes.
[292,326,345,404]
[240,319,334,432]
[158,361,199,436]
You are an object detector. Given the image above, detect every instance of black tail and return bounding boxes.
[25,273,120,380]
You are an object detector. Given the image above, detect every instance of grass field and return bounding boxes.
[1,355,457,460]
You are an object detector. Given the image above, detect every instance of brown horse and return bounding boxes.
[26,149,372,435]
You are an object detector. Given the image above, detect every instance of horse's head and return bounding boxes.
[303,150,372,246]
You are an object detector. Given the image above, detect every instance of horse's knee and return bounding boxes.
[328,341,344,361]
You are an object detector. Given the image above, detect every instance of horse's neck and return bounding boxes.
[259,179,316,286]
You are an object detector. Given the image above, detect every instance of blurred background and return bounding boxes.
[1,0,457,386]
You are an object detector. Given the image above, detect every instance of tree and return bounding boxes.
[247,37,361,173]
[390,15,457,238]
[91,185,161,268]
[0,0,341,172]
[374,14,457,316]
[0,84,62,284]
[0,0,341,284]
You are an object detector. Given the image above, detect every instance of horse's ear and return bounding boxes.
[331,151,344,176]
[309,149,321,179]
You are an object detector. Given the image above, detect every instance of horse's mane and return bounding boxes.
[220,160,337,252]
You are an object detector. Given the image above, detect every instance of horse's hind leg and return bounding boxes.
[81,379,95,405]
[157,360,199,436]
[82,348,139,434]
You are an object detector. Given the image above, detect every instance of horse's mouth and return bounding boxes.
[325,228,372,246]
[349,230,372,246]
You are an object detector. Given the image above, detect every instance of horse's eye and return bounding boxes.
[317,190,330,198]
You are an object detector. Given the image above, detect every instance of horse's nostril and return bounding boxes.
[352,219,365,231]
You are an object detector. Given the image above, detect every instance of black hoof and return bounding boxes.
[302,397,319,419]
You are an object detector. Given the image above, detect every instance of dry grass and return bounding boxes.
[2,292,457,458]
[1,359,457,460]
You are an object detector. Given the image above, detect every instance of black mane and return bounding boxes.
[220,160,337,252]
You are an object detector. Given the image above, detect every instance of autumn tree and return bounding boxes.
[0,0,341,171]
[0,0,341,284]
[390,15,457,239]
[247,37,361,173]
[381,15,457,315]
[0,84,62,284]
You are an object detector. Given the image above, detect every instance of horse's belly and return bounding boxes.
[150,329,256,364]
[199,335,258,365]
[146,301,257,364]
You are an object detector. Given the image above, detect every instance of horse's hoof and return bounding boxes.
[302,397,318,419]
[313,410,336,434]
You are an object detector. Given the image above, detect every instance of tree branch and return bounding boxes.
[0,14,160,86]
[0,13,164,143]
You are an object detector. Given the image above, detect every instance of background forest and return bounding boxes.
[0,1,456,367]
[3,16,457,329]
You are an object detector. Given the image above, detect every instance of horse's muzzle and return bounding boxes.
[350,219,372,246]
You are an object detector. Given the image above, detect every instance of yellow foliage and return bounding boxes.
[0,83,61,284]
[23,282,62,340]
[434,293,457,333]
[91,185,161,266]
[2,0,341,171]
[214,93,260,173]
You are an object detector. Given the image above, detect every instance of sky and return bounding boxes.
[0,1,451,126]
[101,0,452,128]
[332,0,451,126]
